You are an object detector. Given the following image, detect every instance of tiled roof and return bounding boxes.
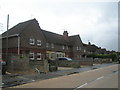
[41,30,67,45]
[68,35,78,45]
[2,19,37,37]
[2,19,80,46]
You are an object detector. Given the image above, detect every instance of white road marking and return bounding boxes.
[76,76,104,89]
[96,76,104,80]
[77,83,88,88]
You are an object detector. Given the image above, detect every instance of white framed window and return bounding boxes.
[62,45,65,49]
[46,43,49,48]
[51,43,54,48]
[84,49,86,52]
[77,46,79,50]
[29,52,34,60]
[56,53,59,58]
[66,46,68,50]
[29,38,35,45]
[37,53,42,60]
[37,40,41,46]
[62,53,65,57]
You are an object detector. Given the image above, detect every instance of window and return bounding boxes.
[29,52,34,60]
[29,38,35,45]
[77,46,79,50]
[46,43,49,48]
[37,53,42,60]
[62,45,65,49]
[59,54,62,58]
[84,49,86,52]
[66,46,68,50]
[56,54,58,58]
[62,53,65,57]
[51,43,54,48]
[37,40,41,46]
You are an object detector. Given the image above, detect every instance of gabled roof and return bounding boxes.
[68,35,78,45]
[2,19,37,37]
[41,30,82,46]
[2,18,83,46]
[41,30,67,45]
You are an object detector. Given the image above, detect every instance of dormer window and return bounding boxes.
[51,43,54,48]
[37,40,41,46]
[29,38,35,45]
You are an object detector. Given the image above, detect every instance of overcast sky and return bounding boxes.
[0,0,119,51]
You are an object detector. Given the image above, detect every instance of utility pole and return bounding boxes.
[6,14,9,59]
[0,23,3,33]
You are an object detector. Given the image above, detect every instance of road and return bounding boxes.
[12,64,119,88]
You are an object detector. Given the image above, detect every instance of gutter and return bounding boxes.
[2,34,19,39]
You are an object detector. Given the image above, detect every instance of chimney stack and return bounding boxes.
[63,31,68,41]
[88,41,91,45]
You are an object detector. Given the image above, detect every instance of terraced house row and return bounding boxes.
[2,19,108,60]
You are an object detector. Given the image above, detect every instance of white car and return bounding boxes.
[57,57,72,61]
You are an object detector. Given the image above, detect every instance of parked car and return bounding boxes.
[57,57,72,61]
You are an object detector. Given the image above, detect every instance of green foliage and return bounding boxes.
[87,53,118,60]
[20,55,27,59]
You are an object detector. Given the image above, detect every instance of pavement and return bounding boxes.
[1,63,115,88]
[12,64,119,88]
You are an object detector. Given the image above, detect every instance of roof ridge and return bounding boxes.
[69,34,79,37]
[41,29,63,36]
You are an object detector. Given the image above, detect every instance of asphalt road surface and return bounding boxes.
[12,64,119,88]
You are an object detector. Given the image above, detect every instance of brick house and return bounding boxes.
[83,42,99,54]
[2,19,85,60]
[83,42,108,56]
